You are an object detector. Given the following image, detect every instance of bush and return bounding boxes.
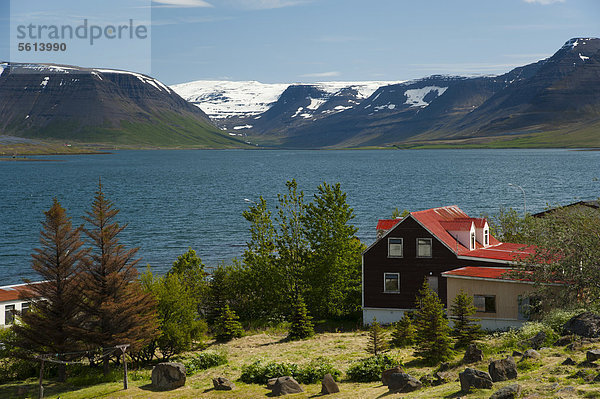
[498,322,558,350]
[240,358,341,384]
[186,351,228,374]
[346,354,400,382]
[541,308,587,333]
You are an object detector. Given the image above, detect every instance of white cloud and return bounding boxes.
[300,71,340,78]
[224,0,312,10]
[152,0,213,7]
[523,0,565,5]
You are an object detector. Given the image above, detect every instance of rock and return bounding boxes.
[586,349,600,362]
[489,356,518,382]
[563,312,600,338]
[381,366,404,385]
[212,377,235,391]
[151,362,186,391]
[512,350,523,357]
[572,370,594,382]
[522,331,546,349]
[489,383,522,399]
[463,343,484,364]
[433,371,451,386]
[419,374,435,386]
[438,362,451,371]
[320,373,339,395]
[557,386,576,394]
[267,378,277,389]
[522,349,540,360]
[268,376,303,396]
[459,367,493,391]
[553,336,574,346]
[562,357,576,366]
[387,372,422,393]
[578,360,599,368]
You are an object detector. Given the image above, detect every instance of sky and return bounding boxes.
[1,0,599,85]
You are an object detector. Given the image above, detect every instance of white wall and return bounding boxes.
[363,307,410,326]
[0,300,29,327]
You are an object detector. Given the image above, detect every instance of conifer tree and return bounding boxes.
[366,318,388,356]
[78,181,158,374]
[13,199,87,382]
[214,304,243,342]
[450,290,483,348]
[391,313,416,348]
[288,296,314,340]
[413,279,453,365]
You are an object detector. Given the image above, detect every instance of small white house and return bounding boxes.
[0,282,38,327]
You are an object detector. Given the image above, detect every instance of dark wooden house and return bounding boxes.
[362,205,535,325]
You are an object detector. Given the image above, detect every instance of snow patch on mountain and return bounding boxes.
[170,80,402,119]
[405,86,448,107]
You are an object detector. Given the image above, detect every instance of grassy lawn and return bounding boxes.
[3,328,600,398]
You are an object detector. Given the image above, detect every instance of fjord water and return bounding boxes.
[1,149,598,284]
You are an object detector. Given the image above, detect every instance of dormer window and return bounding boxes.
[484,229,489,246]
[470,231,476,250]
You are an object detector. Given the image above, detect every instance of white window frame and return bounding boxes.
[384,272,400,293]
[416,238,432,258]
[484,229,489,246]
[470,231,476,250]
[387,237,403,258]
[474,294,496,313]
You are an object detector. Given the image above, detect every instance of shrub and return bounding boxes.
[240,358,341,384]
[541,308,587,333]
[186,351,228,374]
[346,354,400,382]
[499,322,558,350]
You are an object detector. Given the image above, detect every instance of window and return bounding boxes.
[5,305,15,325]
[388,238,403,258]
[427,275,439,295]
[484,229,489,246]
[473,295,496,313]
[416,238,432,258]
[470,231,476,250]
[518,296,541,320]
[384,273,400,293]
[21,302,30,315]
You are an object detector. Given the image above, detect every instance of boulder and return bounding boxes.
[381,366,404,385]
[268,376,303,396]
[459,367,493,391]
[512,350,523,357]
[320,373,339,395]
[463,343,484,364]
[489,356,518,382]
[387,372,422,393]
[522,349,540,360]
[212,377,235,391]
[562,357,576,366]
[553,336,574,346]
[563,312,600,338]
[151,362,186,390]
[586,349,600,362]
[489,383,522,399]
[433,371,451,386]
[522,331,546,349]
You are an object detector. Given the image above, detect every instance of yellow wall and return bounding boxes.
[446,277,537,320]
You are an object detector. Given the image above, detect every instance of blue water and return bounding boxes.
[1,149,598,285]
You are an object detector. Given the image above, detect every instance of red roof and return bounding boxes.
[442,266,529,281]
[376,218,402,230]
[409,205,534,262]
[0,283,39,302]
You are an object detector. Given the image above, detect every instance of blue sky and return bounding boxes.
[1,0,599,85]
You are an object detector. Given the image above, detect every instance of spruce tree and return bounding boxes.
[413,279,453,365]
[13,199,87,382]
[450,290,483,348]
[288,296,314,340]
[214,305,243,341]
[391,313,416,348]
[366,318,388,356]
[78,181,158,374]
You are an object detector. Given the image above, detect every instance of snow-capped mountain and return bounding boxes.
[0,62,246,148]
[170,80,402,133]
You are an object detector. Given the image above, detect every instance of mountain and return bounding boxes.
[0,63,248,148]
[173,38,600,148]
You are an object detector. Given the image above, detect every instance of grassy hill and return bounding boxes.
[2,321,599,398]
